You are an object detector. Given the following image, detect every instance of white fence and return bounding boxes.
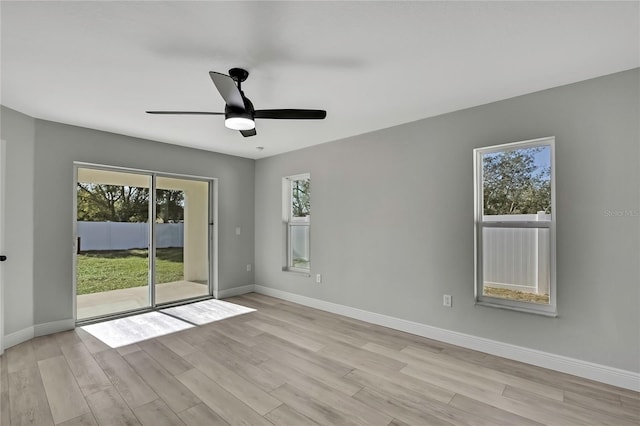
[290,224,310,261]
[77,221,183,251]
[482,213,550,295]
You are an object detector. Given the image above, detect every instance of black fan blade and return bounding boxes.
[209,72,245,110]
[254,109,326,120]
[146,111,224,115]
[240,129,257,137]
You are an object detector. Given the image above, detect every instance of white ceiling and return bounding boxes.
[1,1,638,160]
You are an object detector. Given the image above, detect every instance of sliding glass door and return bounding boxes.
[75,166,213,322]
[154,176,210,305]
[76,168,152,320]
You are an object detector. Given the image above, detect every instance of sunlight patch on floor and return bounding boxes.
[160,299,256,325]
[81,311,194,348]
[80,299,256,347]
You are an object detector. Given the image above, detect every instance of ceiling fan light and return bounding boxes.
[225,116,255,131]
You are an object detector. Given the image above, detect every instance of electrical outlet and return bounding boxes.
[316,274,322,283]
[246,264,252,272]
[443,294,452,307]
[235,227,241,235]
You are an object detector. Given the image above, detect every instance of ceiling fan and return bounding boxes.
[147,68,327,137]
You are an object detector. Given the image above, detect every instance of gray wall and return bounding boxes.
[1,107,35,335]
[1,107,255,332]
[255,69,640,372]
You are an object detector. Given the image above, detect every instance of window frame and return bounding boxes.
[473,137,557,316]
[283,173,311,274]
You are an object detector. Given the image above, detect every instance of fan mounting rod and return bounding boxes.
[229,68,249,90]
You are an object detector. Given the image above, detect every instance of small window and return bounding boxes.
[474,137,556,316]
[283,174,310,273]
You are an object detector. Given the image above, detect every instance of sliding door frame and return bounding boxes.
[73,162,218,324]
[149,174,157,308]
[0,140,5,354]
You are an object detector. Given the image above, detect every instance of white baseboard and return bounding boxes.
[217,284,255,299]
[254,285,640,392]
[3,318,76,351]
[34,319,75,337]
[4,326,34,349]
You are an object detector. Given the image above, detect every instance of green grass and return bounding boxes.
[483,286,550,304]
[77,248,184,295]
[293,258,310,270]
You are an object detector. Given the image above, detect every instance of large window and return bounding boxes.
[474,137,556,315]
[283,173,310,273]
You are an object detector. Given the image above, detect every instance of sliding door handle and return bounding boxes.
[0,255,6,262]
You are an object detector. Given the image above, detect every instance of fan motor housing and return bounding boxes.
[225,105,252,120]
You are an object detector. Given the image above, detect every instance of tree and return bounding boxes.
[78,183,186,223]
[77,183,151,222]
[292,179,310,217]
[155,189,185,223]
[483,147,551,215]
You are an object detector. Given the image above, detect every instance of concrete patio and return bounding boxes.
[77,280,210,320]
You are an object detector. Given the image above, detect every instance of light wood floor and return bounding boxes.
[1,292,638,426]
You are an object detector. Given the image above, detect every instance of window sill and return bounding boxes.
[475,300,558,317]
[281,268,311,278]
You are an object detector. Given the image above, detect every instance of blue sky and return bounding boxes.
[534,146,551,170]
